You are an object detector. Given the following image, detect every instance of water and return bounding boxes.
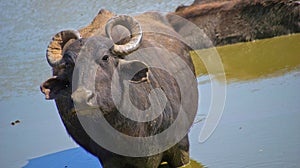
[190,34,300,167]
[1,0,300,168]
[192,71,300,168]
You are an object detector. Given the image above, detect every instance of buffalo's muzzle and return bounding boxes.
[71,87,97,107]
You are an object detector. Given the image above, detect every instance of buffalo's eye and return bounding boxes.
[102,55,109,61]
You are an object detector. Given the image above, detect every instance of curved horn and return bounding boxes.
[105,15,143,55]
[46,30,81,67]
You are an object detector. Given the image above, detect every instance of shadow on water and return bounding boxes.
[191,33,300,82]
[23,148,101,168]
[24,147,204,168]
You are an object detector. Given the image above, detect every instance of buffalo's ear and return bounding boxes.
[40,76,70,100]
[118,59,149,84]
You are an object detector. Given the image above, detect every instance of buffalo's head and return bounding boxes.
[40,15,148,111]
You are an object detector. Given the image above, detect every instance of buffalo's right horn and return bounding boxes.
[105,15,143,56]
[46,30,81,67]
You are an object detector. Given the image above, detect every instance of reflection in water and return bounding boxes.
[159,159,204,168]
[191,33,300,82]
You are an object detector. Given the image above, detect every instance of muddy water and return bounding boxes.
[0,0,300,168]
[191,34,300,82]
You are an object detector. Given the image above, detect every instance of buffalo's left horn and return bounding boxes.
[105,15,143,55]
[46,30,81,67]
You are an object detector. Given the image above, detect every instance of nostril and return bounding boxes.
[86,91,96,106]
[71,87,96,106]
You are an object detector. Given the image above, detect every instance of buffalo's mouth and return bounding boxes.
[40,76,71,100]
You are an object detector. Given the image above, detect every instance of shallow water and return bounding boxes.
[193,71,300,168]
[1,0,300,168]
[190,34,300,167]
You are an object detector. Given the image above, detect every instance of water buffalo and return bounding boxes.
[41,10,198,168]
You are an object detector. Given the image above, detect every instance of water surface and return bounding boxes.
[191,34,300,81]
